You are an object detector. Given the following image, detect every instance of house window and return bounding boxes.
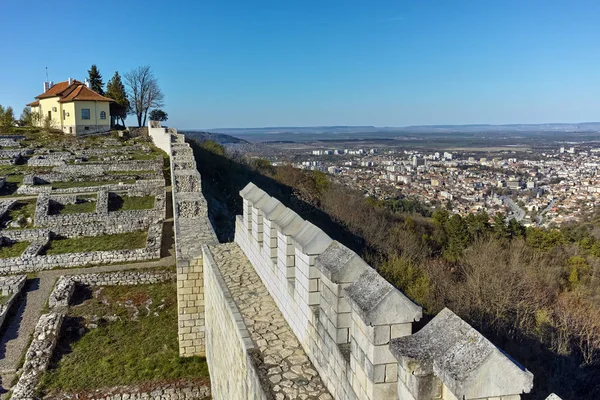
[100,111,106,120]
[81,109,90,120]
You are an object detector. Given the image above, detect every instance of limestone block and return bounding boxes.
[292,221,333,256]
[345,268,422,326]
[390,308,534,400]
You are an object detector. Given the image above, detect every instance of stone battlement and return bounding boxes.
[234,182,534,400]
[147,122,540,400]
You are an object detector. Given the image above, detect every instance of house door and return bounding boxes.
[48,111,51,119]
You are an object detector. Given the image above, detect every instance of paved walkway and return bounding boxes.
[0,254,175,396]
[209,243,332,400]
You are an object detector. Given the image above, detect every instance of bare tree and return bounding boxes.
[124,66,164,127]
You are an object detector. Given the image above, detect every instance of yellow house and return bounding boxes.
[27,79,113,135]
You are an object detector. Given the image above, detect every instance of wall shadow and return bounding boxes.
[189,139,368,257]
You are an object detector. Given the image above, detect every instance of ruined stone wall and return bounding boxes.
[54,159,161,175]
[16,180,164,196]
[0,275,26,330]
[12,312,64,400]
[1,220,149,242]
[0,222,162,273]
[45,382,211,400]
[128,126,149,138]
[34,191,165,227]
[203,247,268,400]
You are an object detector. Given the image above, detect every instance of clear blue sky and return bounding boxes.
[1,0,599,128]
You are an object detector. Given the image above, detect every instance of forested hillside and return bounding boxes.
[190,139,600,400]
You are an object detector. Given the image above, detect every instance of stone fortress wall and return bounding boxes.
[234,184,534,400]
[202,244,269,400]
[147,122,561,400]
[148,123,218,358]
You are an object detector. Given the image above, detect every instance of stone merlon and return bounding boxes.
[271,207,304,235]
[261,197,287,220]
[292,220,333,255]
[390,307,534,399]
[345,268,422,325]
[239,182,267,205]
[315,241,370,283]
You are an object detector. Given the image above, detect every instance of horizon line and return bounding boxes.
[177,121,600,131]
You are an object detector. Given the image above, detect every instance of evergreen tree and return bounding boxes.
[105,71,129,127]
[0,105,14,131]
[19,107,33,126]
[465,211,491,238]
[444,214,470,261]
[492,213,510,240]
[87,64,104,95]
[432,208,449,227]
[508,218,525,238]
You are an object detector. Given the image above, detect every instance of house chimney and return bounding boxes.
[43,81,54,93]
[68,77,74,85]
[84,78,91,89]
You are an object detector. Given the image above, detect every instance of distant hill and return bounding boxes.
[208,123,600,135]
[181,131,249,145]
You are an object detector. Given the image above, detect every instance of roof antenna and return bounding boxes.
[45,66,49,82]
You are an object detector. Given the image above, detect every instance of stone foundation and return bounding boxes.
[44,381,210,400]
[0,275,26,330]
[12,271,177,400]
[0,222,162,274]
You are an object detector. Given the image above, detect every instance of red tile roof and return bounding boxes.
[33,80,113,103]
[26,100,39,107]
[35,80,81,99]
[58,85,113,103]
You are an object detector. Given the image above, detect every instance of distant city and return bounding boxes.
[186,123,600,227]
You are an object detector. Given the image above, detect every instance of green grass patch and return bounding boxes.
[51,196,97,215]
[39,282,209,392]
[0,295,8,305]
[52,180,136,189]
[109,195,155,212]
[0,241,30,258]
[4,200,36,229]
[43,232,147,255]
[128,149,162,161]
